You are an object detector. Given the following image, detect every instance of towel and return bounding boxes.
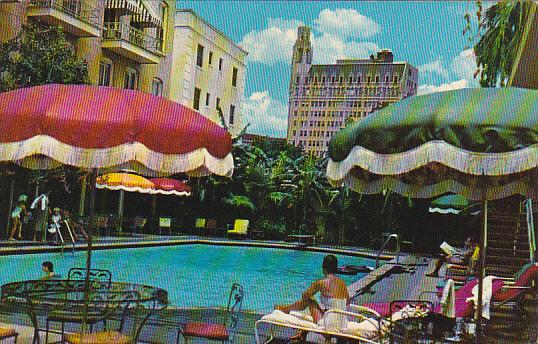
[31,194,49,211]
[466,275,496,320]
[441,279,456,318]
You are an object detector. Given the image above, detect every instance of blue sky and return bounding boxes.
[178,1,483,137]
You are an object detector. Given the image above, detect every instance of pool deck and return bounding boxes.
[2,237,536,342]
[0,235,395,260]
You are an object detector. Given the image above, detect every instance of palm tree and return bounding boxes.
[467,0,533,87]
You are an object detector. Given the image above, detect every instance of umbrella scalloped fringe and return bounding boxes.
[96,184,156,194]
[428,207,461,215]
[329,173,537,201]
[2,135,233,177]
[327,140,538,179]
[149,190,191,196]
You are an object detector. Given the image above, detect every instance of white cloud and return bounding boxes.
[452,49,478,84]
[242,91,288,137]
[240,8,380,65]
[418,79,469,95]
[419,59,449,80]
[239,19,303,65]
[314,8,379,39]
[312,33,379,64]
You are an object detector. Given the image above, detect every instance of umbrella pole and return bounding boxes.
[475,200,487,342]
[152,195,157,232]
[5,175,14,238]
[118,189,124,234]
[82,169,98,336]
[78,175,87,217]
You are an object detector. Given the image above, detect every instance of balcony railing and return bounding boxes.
[29,0,101,28]
[102,22,163,54]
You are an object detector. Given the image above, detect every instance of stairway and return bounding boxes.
[485,211,533,278]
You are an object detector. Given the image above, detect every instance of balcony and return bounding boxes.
[27,0,100,37]
[101,22,162,64]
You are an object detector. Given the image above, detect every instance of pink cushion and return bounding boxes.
[183,322,229,341]
[362,302,391,317]
[493,265,538,302]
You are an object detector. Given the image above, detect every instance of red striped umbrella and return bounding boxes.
[0,84,233,176]
[149,178,191,196]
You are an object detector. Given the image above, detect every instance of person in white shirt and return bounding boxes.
[31,193,50,242]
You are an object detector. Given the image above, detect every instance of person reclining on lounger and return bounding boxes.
[426,237,477,277]
[274,254,349,342]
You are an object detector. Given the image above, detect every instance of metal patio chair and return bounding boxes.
[180,283,244,343]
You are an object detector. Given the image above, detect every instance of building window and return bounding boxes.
[205,92,210,107]
[124,68,138,90]
[196,44,204,67]
[193,87,201,110]
[229,105,235,124]
[385,75,390,83]
[357,76,361,83]
[339,76,343,83]
[208,51,213,65]
[219,58,223,71]
[367,76,371,83]
[216,97,221,110]
[98,60,112,86]
[375,75,380,83]
[296,76,300,83]
[349,76,353,83]
[232,67,238,87]
[151,78,163,96]
[393,75,399,83]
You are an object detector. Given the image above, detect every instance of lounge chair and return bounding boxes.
[227,219,249,238]
[159,217,172,235]
[491,263,538,322]
[179,283,244,343]
[0,327,18,343]
[255,303,431,344]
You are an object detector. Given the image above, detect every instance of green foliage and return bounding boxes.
[466,0,532,87]
[0,23,89,92]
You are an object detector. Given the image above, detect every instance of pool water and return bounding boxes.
[0,245,374,312]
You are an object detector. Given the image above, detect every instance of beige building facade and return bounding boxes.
[287,26,418,156]
[0,0,175,97]
[170,9,247,135]
[0,3,247,134]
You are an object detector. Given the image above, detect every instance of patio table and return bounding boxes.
[1,279,168,343]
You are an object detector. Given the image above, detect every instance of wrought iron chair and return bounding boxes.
[126,217,146,236]
[44,269,113,342]
[62,290,141,344]
[0,326,18,343]
[67,268,112,289]
[180,283,244,343]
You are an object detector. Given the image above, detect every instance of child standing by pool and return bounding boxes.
[9,194,28,241]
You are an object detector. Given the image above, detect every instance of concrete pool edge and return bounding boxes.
[0,237,395,261]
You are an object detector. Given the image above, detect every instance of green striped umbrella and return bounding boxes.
[327,87,538,339]
[428,194,480,215]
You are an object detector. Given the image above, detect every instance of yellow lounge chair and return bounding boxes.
[227,219,249,237]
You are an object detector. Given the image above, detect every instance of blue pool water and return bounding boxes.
[0,245,374,312]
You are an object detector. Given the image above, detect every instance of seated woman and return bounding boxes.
[426,237,477,277]
[275,254,349,341]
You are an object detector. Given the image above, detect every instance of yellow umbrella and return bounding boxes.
[96,172,155,193]
[96,173,156,232]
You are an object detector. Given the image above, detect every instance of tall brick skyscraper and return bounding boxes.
[287,26,419,155]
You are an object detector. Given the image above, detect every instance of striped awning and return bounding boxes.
[132,1,162,28]
[105,0,140,14]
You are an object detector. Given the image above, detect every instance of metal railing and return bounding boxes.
[102,22,163,54]
[29,0,101,28]
[375,233,401,268]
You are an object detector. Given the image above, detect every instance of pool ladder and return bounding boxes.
[375,233,401,268]
[57,220,77,254]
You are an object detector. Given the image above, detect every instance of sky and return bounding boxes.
[178,1,484,138]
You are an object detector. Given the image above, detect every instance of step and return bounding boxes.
[488,239,531,248]
[486,247,531,256]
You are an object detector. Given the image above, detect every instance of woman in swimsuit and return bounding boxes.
[275,254,349,341]
[9,194,28,241]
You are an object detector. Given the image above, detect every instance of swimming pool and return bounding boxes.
[0,245,375,312]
